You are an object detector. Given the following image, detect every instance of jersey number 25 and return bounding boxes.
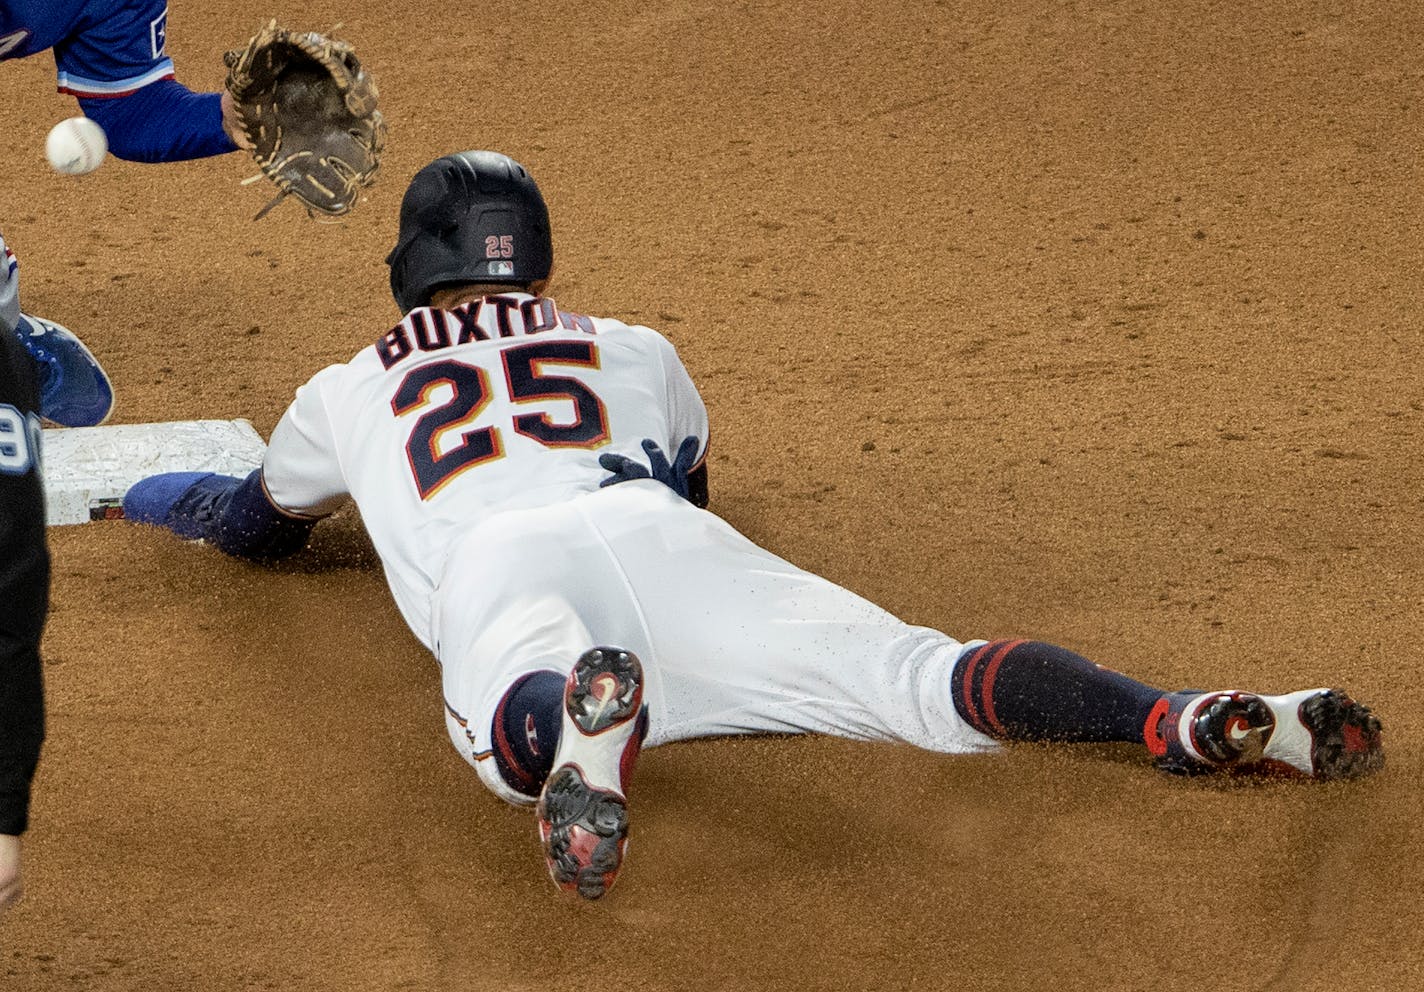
[391,339,609,499]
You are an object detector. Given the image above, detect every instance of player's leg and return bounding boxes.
[596,483,1384,781]
[0,240,16,335]
[446,655,648,901]
[0,232,113,427]
[435,508,654,898]
[536,646,648,899]
[588,482,995,753]
[472,670,566,803]
[950,639,1384,779]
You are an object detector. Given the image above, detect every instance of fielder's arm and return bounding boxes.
[79,84,237,162]
[55,0,238,161]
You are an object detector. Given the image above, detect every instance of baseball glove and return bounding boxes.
[224,21,386,219]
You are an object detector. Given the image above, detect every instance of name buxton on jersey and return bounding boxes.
[376,295,596,370]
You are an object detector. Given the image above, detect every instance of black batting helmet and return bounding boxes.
[385,151,553,314]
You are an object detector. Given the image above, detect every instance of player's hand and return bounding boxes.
[221,91,255,151]
[598,442,656,486]
[0,834,24,916]
[599,437,700,501]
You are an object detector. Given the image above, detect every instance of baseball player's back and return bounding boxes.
[261,292,709,644]
[122,150,1386,903]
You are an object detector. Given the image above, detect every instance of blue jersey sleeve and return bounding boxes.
[52,0,174,98]
[79,83,235,162]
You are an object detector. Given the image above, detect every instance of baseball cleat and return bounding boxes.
[1154,688,1384,781]
[536,646,648,899]
[15,314,113,427]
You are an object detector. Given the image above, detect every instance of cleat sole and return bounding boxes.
[537,646,646,899]
[565,646,642,735]
[1302,689,1385,781]
[538,765,629,900]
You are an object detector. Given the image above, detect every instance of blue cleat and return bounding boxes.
[15,313,114,427]
[123,472,228,537]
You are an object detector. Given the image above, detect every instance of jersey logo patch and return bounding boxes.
[150,12,169,58]
[0,30,31,60]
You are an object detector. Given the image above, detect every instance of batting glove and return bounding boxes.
[598,437,701,502]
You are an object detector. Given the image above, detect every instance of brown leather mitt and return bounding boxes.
[224,21,386,219]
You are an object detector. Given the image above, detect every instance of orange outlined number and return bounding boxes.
[392,342,611,499]
[503,340,609,448]
[391,360,501,499]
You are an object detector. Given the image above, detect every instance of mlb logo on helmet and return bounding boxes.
[487,260,514,276]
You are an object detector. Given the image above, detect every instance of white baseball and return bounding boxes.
[46,117,108,175]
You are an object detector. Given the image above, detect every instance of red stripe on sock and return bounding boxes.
[1143,696,1171,756]
[492,695,537,793]
[959,644,992,734]
[979,639,1027,737]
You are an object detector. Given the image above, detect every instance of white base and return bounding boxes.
[42,419,267,526]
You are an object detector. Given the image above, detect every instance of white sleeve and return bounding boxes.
[653,332,710,465]
[260,365,349,518]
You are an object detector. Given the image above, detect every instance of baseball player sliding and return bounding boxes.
[122,152,1385,900]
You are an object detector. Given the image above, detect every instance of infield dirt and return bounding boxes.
[3,2,1421,990]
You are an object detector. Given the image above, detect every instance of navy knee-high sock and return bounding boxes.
[490,670,566,799]
[951,640,1170,745]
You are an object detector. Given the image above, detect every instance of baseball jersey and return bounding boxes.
[261,293,709,648]
[0,0,174,97]
[0,323,48,837]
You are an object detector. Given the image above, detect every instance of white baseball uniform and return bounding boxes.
[261,293,995,803]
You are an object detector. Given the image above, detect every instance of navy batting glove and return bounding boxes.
[599,437,701,501]
[661,436,701,501]
[124,469,315,561]
[124,472,238,538]
[597,451,653,486]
